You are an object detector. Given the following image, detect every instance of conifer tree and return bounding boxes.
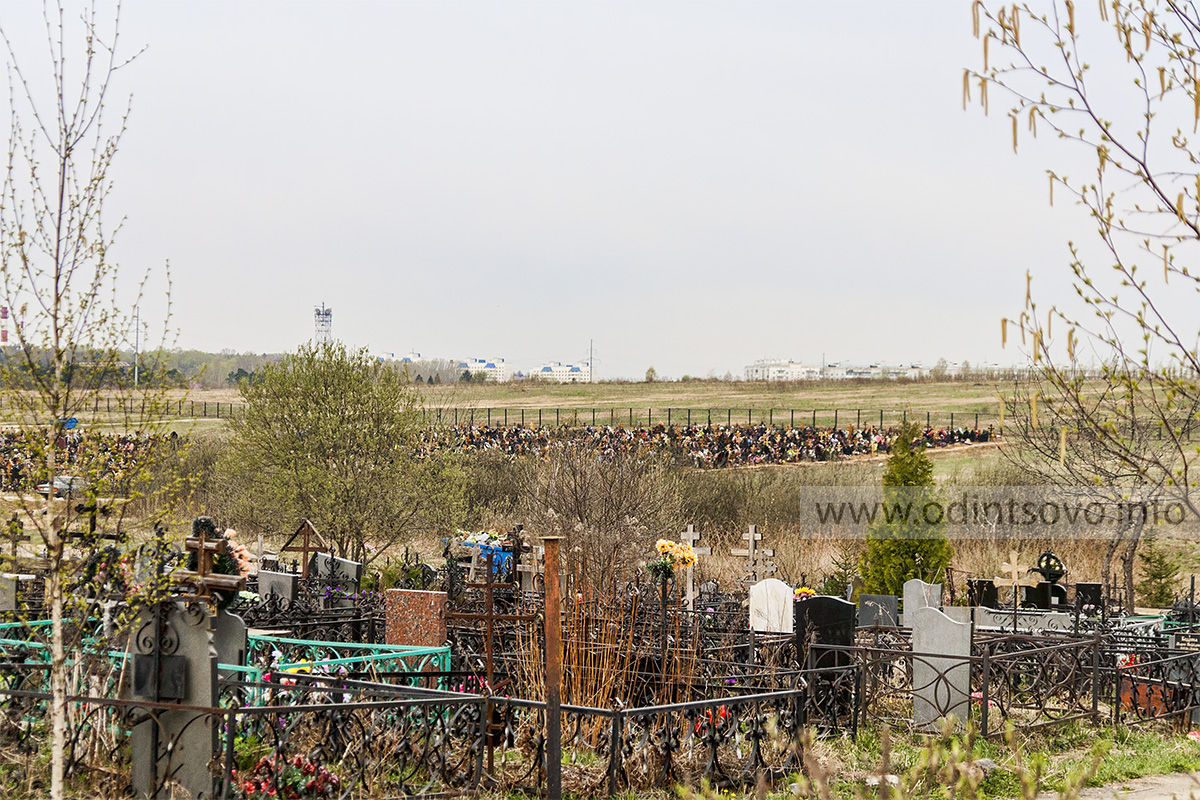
[860,423,953,596]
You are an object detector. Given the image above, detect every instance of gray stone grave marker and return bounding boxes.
[256,569,299,602]
[310,552,362,608]
[214,608,247,671]
[130,601,218,800]
[749,578,794,633]
[858,594,899,627]
[903,579,942,623]
[911,606,971,731]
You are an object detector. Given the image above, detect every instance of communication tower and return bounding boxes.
[314,303,333,345]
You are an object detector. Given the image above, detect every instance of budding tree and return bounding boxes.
[0,4,170,797]
[968,3,1200,553]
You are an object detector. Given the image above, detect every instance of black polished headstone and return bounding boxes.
[797,596,856,668]
[967,579,998,608]
[857,594,899,627]
[1075,582,1103,610]
[1021,582,1052,610]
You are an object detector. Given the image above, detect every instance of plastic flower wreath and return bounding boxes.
[647,539,697,581]
[793,586,816,602]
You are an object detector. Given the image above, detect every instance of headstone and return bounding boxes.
[858,594,899,627]
[309,552,363,608]
[130,601,218,800]
[256,569,299,603]
[911,607,971,730]
[385,589,448,647]
[214,609,248,670]
[967,579,998,608]
[903,579,942,623]
[797,596,856,668]
[942,606,973,624]
[1021,582,1052,610]
[0,576,16,612]
[749,578,794,634]
[1075,583,1103,611]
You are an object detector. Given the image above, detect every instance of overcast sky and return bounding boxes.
[0,2,1095,379]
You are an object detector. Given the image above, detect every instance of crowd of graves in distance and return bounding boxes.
[0,516,1198,798]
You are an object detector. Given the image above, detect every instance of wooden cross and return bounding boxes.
[730,524,776,584]
[177,531,245,599]
[279,519,328,578]
[65,501,121,545]
[4,515,27,567]
[680,525,711,611]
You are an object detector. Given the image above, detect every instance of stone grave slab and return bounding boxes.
[749,578,794,634]
[1075,583,1103,611]
[214,609,247,672]
[903,579,942,623]
[858,594,899,627]
[256,569,299,602]
[911,606,971,730]
[797,596,856,668]
[385,589,448,647]
[0,576,16,612]
[130,601,218,800]
[967,579,998,608]
[974,608,1073,633]
[310,553,363,608]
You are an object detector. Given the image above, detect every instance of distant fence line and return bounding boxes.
[419,406,1004,432]
[33,398,1008,432]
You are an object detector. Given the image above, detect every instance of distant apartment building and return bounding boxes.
[534,360,592,383]
[744,359,821,381]
[458,357,513,382]
[746,359,929,381]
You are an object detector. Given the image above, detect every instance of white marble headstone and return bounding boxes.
[749,578,794,634]
[911,606,971,730]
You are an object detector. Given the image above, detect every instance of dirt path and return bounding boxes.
[1039,772,1200,800]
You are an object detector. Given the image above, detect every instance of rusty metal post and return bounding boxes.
[543,536,564,800]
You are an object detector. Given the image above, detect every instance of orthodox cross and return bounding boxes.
[177,530,245,600]
[279,519,328,579]
[5,514,27,567]
[680,525,711,611]
[992,549,1040,625]
[731,524,776,584]
[444,558,536,774]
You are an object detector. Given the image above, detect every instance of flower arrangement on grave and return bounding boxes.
[793,586,816,602]
[237,754,340,799]
[647,539,696,581]
[458,529,507,548]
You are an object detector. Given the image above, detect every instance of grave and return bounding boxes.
[386,589,448,648]
[214,608,248,673]
[309,552,363,608]
[1021,582,1053,610]
[129,601,219,800]
[967,579,998,608]
[1076,583,1103,611]
[256,568,299,602]
[680,525,712,611]
[748,578,794,634]
[730,525,777,585]
[902,579,942,623]
[911,607,971,730]
[858,594,899,627]
[796,596,856,668]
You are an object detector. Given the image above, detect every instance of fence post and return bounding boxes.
[857,409,861,428]
[1092,630,1102,721]
[607,709,623,796]
[980,647,991,738]
[543,536,564,800]
[812,409,816,427]
[926,411,930,427]
[668,408,671,426]
[834,409,838,429]
[726,409,730,426]
[791,410,794,426]
[880,410,883,428]
[950,412,954,429]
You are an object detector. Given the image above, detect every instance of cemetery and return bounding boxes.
[1,512,1200,799]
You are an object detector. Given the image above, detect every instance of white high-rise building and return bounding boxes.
[457,357,512,382]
